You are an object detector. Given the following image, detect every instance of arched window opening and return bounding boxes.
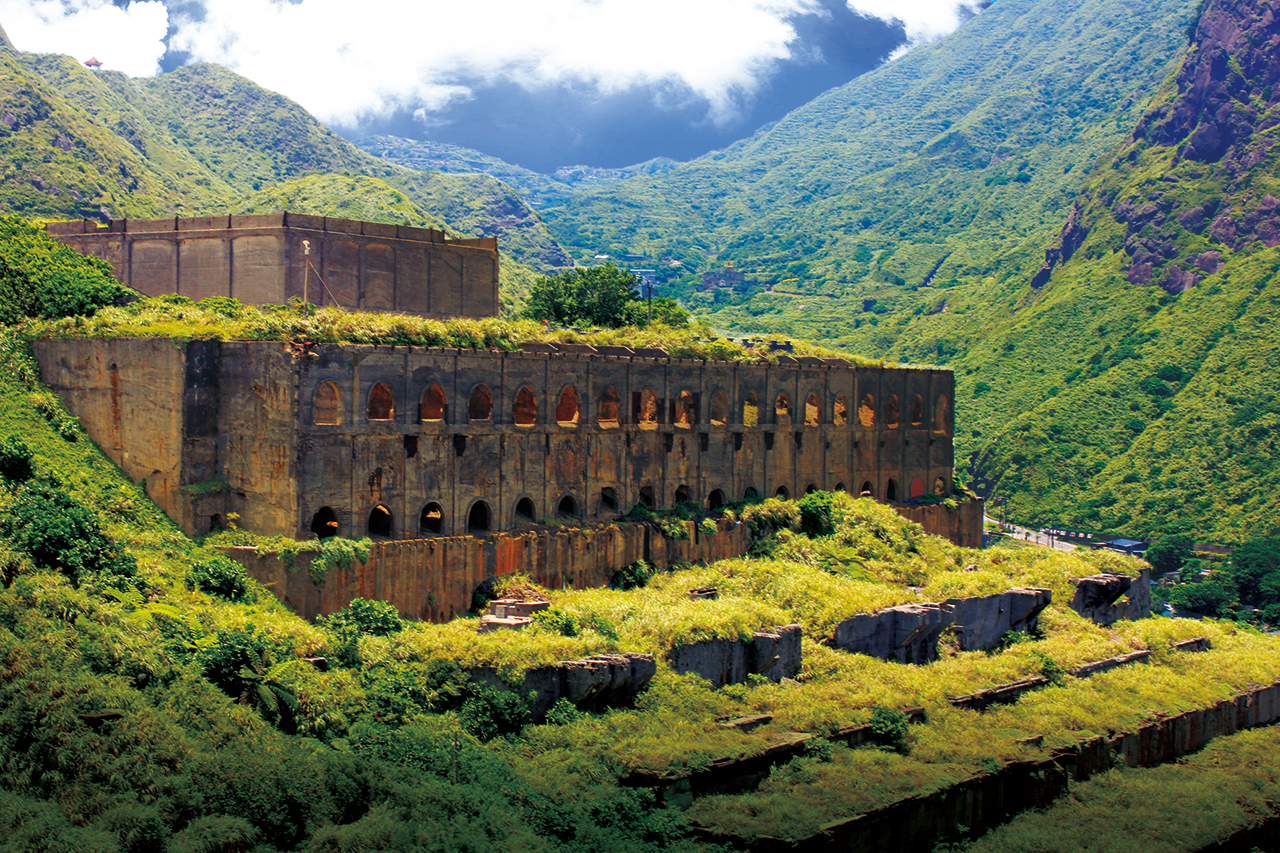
[859,481,875,498]
[600,488,618,513]
[934,396,951,434]
[707,489,726,510]
[887,395,900,429]
[310,506,338,539]
[637,389,659,429]
[674,484,691,505]
[934,476,948,496]
[598,387,621,428]
[513,386,537,427]
[313,382,342,426]
[911,477,925,499]
[468,385,493,422]
[911,394,924,426]
[467,501,491,533]
[420,384,446,423]
[419,502,444,535]
[805,483,819,495]
[805,393,821,427]
[515,497,536,522]
[775,393,792,425]
[710,391,728,426]
[743,392,760,426]
[886,479,899,502]
[858,394,875,427]
[557,495,578,518]
[834,482,846,493]
[368,504,393,537]
[775,485,790,499]
[833,394,848,426]
[555,386,580,428]
[744,487,762,503]
[674,390,696,428]
[367,382,395,421]
[639,485,655,508]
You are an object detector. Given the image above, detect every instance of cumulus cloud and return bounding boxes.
[846,0,986,48]
[167,0,825,127]
[0,0,170,77]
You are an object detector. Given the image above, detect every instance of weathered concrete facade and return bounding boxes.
[33,338,960,544]
[47,213,500,319]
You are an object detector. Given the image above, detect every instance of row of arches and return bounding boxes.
[313,474,950,539]
[314,381,951,433]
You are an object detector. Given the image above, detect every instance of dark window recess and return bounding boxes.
[453,435,467,457]
[515,498,535,521]
[639,486,655,508]
[420,503,444,534]
[794,431,803,449]
[368,505,393,537]
[209,514,222,532]
[404,435,418,458]
[467,502,491,532]
[764,432,775,450]
[600,487,618,512]
[734,433,744,452]
[700,433,709,452]
[664,433,674,453]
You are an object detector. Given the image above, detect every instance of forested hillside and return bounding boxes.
[0,36,569,277]
[960,0,1280,540]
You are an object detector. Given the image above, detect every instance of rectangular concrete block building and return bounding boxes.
[33,339,956,542]
[47,212,500,318]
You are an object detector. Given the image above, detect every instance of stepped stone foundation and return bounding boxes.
[470,652,658,720]
[669,625,803,687]
[1070,569,1151,624]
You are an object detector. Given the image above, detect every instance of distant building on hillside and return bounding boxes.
[699,267,754,293]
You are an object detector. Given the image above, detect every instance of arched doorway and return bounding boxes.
[367,383,395,421]
[368,504,393,537]
[467,501,491,533]
[313,382,342,425]
[310,506,338,538]
[515,497,536,522]
[886,479,898,502]
[557,495,578,518]
[707,489,726,510]
[419,502,444,535]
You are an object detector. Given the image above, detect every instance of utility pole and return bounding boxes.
[302,240,311,305]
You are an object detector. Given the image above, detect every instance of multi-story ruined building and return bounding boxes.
[42,214,963,547]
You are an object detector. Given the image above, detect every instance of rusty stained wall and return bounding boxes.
[897,498,985,549]
[221,518,751,622]
[46,213,500,319]
[32,337,195,530]
[296,345,955,542]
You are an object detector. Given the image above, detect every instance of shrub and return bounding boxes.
[459,683,531,741]
[534,607,581,637]
[868,706,910,753]
[797,490,837,538]
[0,216,130,324]
[324,597,404,638]
[0,483,138,588]
[0,436,33,482]
[188,555,251,601]
[611,559,656,590]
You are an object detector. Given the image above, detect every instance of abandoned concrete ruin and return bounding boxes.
[48,213,500,319]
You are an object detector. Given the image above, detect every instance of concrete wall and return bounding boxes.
[896,497,984,548]
[33,339,964,545]
[46,213,500,320]
[218,518,751,622]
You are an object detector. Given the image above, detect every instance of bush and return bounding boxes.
[533,607,581,637]
[0,436,33,482]
[868,706,910,753]
[324,597,404,639]
[188,555,251,601]
[611,559,656,590]
[459,683,531,741]
[797,490,837,538]
[0,483,138,588]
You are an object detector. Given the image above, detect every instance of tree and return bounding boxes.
[519,263,689,328]
[0,216,129,323]
[1145,533,1193,576]
[1229,536,1280,604]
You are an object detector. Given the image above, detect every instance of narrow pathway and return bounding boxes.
[985,516,1078,552]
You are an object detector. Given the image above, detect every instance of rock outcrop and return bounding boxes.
[471,651,657,720]
[830,588,1052,663]
[669,625,803,688]
[1069,569,1151,625]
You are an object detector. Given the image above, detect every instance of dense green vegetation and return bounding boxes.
[3,229,1280,850]
[959,725,1280,851]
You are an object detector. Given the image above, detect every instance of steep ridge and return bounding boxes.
[0,47,569,273]
[533,0,1198,348]
[962,0,1280,540]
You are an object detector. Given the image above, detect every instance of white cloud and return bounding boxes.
[166,0,822,126]
[846,0,985,47]
[0,0,170,77]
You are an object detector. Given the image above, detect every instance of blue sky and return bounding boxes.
[1,0,987,171]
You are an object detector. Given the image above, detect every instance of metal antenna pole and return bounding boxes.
[302,240,311,305]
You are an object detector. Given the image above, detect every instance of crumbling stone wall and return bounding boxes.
[33,338,963,546]
[47,213,500,319]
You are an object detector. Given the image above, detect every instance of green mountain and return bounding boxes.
[0,44,570,278]
[961,0,1280,541]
